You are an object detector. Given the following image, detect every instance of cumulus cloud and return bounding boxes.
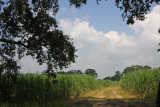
[59,5,160,78]
[130,6,160,35]
[20,5,160,79]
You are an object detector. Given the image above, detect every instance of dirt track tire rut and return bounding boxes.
[69,85,155,107]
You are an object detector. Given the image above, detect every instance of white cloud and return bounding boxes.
[59,5,160,78]
[130,5,160,36]
[20,5,160,79]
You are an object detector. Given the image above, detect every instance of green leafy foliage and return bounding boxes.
[0,74,17,102]
[69,0,160,25]
[104,65,152,81]
[0,74,112,103]
[85,69,98,78]
[69,0,87,8]
[103,71,122,81]
[56,71,66,74]
[66,70,83,74]
[115,0,160,24]
[122,65,151,75]
[0,62,19,102]
[120,69,160,99]
[0,0,77,75]
[0,0,159,75]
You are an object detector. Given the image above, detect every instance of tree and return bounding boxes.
[66,70,83,74]
[0,0,160,103]
[122,65,151,75]
[66,70,74,74]
[74,70,83,74]
[0,0,77,75]
[0,60,18,101]
[85,69,98,78]
[103,71,122,81]
[103,76,111,80]
[114,0,160,25]
[57,71,66,74]
[144,65,152,70]
[114,71,121,81]
[69,0,160,25]
[0,0,160,76]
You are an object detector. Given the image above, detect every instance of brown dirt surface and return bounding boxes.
[67,85,155,107]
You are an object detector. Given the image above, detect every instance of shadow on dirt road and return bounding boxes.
[54,85,155,107]
[68,85,155,107]
[69,97,154,107]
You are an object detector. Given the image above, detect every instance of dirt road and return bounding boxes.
[68,85,155,107]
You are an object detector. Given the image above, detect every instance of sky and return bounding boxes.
[20,0,160,79]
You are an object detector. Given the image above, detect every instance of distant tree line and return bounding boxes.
[103,71,122,81]
[41,65,159,80]
[42,68,98,78]
[103,65,152,81]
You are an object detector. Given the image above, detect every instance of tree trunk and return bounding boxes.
[156,81,160,107]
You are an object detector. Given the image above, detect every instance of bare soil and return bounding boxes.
[67,85,155,107]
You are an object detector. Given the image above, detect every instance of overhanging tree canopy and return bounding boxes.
[0,0,77,74]
[70,0,160,25]
[0,0,160,75]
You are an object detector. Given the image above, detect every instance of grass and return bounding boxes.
[0,74,113,106]
[120,68,160,100]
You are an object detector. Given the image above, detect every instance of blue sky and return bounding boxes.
[20,1,160,79]
[57,0,134,35]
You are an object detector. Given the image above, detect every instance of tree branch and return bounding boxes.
[0,38,28,48]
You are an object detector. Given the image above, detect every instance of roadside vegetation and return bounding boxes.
[0,0,160,106]
[1,65,160,106]
[103,65,152,81]
[0,73,114,106]
[120,68,160,100]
